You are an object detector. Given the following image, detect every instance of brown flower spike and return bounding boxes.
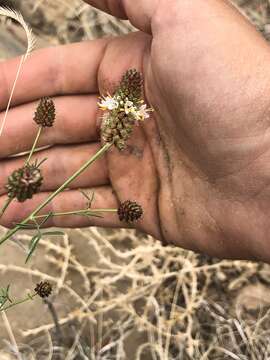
[99,69,152,151]
[101,112,135,151]
[6,163,43,202]
[115,69,143,104]
[118,200,143,223]
[34,97,56,127]
[35,281,52,298]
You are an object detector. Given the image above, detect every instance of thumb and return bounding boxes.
[84,0,160,34]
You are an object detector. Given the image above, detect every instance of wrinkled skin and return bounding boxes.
[1,0,270,261]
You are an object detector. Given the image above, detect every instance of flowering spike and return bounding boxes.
[101,112,135,151]
[100,69,152,150]
[116,69,143,104]
[34,97,56,127]
[6,163,43,202]
[118,200,143,223]
[34,281,52,298]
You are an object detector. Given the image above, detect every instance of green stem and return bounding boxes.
[0,143,113,246]
[0,293,37,312]
[0,197,13,219]
[26,126,43,165]
[34,208,117,219]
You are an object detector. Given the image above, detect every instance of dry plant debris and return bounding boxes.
[0,0,270,359]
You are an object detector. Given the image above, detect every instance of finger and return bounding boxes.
[0,38,109,111]
[97,31,151,95]
[0,31,149,115]
[0,187,126,229]
[0,95,99,158]
[0,143,109,195]
[84,0,160,33]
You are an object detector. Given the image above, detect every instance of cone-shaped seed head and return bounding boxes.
[118,200,143,222]
[35,281,52,298]
[33,97,56,127]
[6,164,43,202]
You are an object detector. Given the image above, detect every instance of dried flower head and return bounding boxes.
[6,163,43,202]
[118,200,143,223]
[99,69,152,151]
[34,281,52,298]
[101,112,135,151]
[34,97,56,127]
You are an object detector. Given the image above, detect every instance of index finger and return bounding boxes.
[0,38,109,111]
[84,0,160,34]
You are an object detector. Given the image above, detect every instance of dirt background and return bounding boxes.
[0,1,270,359]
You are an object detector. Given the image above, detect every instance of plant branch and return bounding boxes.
[0,197,13,219]
[0,143,113,246]
[26,126,42,165]
[34,208,117,219]
[0,293,37,312]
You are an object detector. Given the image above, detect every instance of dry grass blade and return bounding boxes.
[0,7,35,136]
[1,311,23,360]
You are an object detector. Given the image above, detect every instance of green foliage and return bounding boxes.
[0,285,12,310]
[25,230,64,264]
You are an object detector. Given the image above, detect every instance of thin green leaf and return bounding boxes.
[5,284,12,302]
[16,223,37,230]
[25,233,42,263]
[0,299,7,310]
[36,157,48,168]
[80,190,95,208]
[0,284,12,309]
[29,232,40,246]
[88,192,95,208]
[39,212,53,227]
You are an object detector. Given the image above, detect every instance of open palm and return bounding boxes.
[1,0,270,262]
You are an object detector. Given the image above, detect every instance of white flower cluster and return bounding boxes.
[98,95,152,122]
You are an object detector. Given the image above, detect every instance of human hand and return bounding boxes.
[1,0,270,262]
